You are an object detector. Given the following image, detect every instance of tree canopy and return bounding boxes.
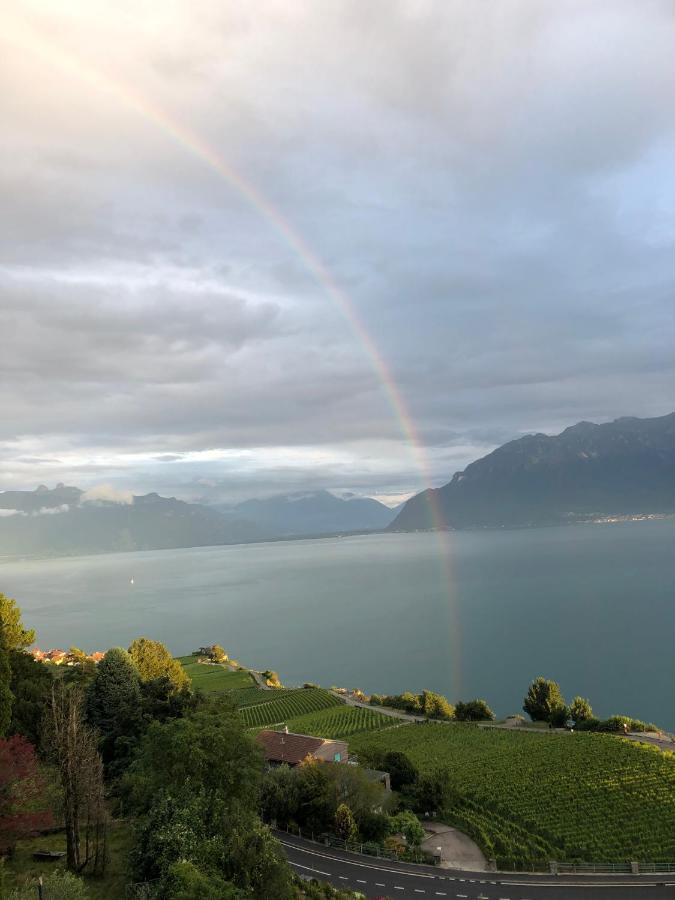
[523,677,565,722]
[128,637,190,694]
[455,699,495,721]
[0,594,35,652]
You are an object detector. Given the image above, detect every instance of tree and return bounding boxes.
[570,696,593,724]
[127,702,294,900]
[210,644,228,663]
[158,860,243,900]
[128,637,190,694]
[9,650,52,747]
[261,763,301,828]
[0,734,53,853]
[0,595,34,652]
[86,648,142,773]
[454,699,495,722]
[334,804,357,842]
[523,677,565,722]
[420,690,454,720]
[389,810,425,847]
[0,625,13,738]
[46,683,108,874]
[549,704,570,728]
[383,751,419,791]
[413,768,455,816]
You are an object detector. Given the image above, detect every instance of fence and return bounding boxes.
[278,824,436,865]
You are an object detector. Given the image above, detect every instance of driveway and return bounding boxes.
[421,822,488,872]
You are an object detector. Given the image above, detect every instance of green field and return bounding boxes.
[284,704,399,739]
[177,656,256,693]
[238,688,342,729]
[351,723,675,864]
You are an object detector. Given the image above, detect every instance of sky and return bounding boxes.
[2,0,675,506]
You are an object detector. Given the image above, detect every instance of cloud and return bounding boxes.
[35,504,70,515]
[2,1,675,501]
[80,485,134,505]
[0,509,24,518]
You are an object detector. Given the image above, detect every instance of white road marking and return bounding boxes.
[435,893,447,897]
[357,879,366,884]
[289,862,332,877]
[376,884,386,888]
[414,891,425,895]
[394,887,404,892]
[339,875,347,880]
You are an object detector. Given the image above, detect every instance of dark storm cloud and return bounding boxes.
[2,0,675,499]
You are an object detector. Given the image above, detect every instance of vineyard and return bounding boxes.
[238,688,342,729]
[350,723,675,864]
[177,657,256,693]
[284,705,398,739]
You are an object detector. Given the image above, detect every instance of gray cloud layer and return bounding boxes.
[2,1,675,502]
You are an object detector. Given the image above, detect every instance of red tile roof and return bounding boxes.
[255,730,325,765]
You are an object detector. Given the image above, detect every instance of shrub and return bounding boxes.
[9,871,88,900]
[455,699,495,722]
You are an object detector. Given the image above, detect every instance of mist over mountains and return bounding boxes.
[391,413,675,531]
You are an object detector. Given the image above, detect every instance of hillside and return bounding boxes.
[0,487,261,557]
[218,490,399,537]
[391,413,675,530]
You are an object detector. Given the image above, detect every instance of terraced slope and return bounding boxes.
[284,705,398,739]
[238,688,342,729]
[351,723,675,864]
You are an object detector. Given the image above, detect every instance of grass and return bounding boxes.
[177,656,256,693]
[283,704,399,739]
[5,821,132,899]
[350,722,675,864]
[238,688,342,729]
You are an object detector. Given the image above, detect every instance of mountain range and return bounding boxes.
[391,413,675,531]
[0,486,398,558]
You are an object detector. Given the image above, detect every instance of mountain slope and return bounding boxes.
[391,413,675,530]
[221,490,398,537]
[0,489,261,557]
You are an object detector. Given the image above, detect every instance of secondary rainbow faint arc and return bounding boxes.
[5,17,461,695]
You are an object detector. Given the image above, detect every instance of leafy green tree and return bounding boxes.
[570,696,593,724]
[0,595,34,652]
[8,650,52,746]
[158,860,243,899]
[128,703,293,899]
[383,751,419,791]
[86,648,142,772]
[523,677,565,722]
[128,637,190,694]
[0,625,13,737]
[389,810,425,847]
[140,675,198,725]
[420,690,454,720]
[454,699,495,721]
[261,763,301,827]
[413,768,455,815]
[334,804,357,842]
[210,644,228,663]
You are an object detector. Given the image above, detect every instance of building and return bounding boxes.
[255,729,348,767]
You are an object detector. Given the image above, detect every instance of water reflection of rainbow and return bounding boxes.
[5,17,461,697]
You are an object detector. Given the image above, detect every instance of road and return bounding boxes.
[278,833,675,900]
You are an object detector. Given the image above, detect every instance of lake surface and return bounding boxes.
[2,520,674,728]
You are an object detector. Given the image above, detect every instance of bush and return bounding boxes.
[569,696,593,724]
[9,871,88,900]
[455,699,495,722]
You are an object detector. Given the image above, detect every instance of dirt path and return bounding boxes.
[421,822,488,871]
[330,692,424,722]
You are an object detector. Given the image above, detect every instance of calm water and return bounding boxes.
[2,521,674,728]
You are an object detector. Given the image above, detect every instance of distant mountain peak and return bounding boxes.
[391,412,675,531]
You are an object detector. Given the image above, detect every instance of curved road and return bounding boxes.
[278,833,675,900]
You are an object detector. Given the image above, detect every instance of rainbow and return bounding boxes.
[3,14,461,697]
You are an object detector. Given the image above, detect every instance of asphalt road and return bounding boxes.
[278,834,675,900]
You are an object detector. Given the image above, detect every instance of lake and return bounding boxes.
[2,520,674,729]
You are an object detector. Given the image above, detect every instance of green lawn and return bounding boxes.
[177,656,256,693]
[5,821,132,899]
[351,723,675,864]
